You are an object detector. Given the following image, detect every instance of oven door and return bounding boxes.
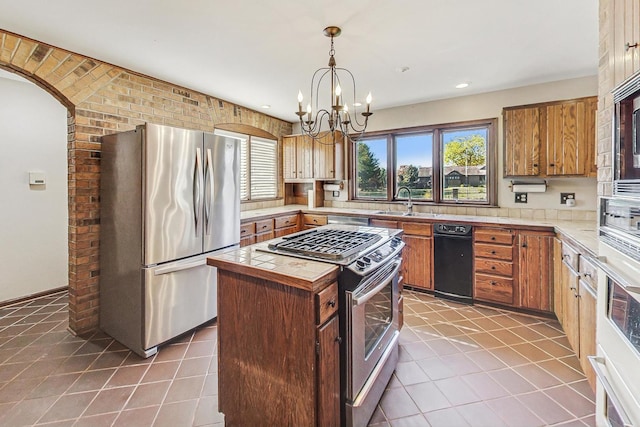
[345,257,401,400]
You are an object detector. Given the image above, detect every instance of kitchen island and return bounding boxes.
[207,243,342,427]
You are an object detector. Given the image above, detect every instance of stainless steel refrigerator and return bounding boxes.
[100,123,240,357]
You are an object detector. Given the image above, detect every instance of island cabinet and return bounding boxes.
[473,227,516,305]
[214,265,341,427]
[517,230,554,312]
[503,96,597,178]
[554,237,598,390]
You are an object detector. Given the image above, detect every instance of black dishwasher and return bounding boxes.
[433,223,473,304]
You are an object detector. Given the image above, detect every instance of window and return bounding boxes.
[352,119,496,205]
[215,130,278,201]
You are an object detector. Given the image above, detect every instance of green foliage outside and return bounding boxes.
[443,134,486,166]
[357,143,386,193]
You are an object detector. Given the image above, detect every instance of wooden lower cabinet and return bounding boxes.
[553,238,564,325]
[316,316,341,427]
[240,213,301,246]
[578,280,597,390]
[217,271,340,427]
[400,222,432,290]
[473,227,515,305]
[561,257,581,353]
[518,231,554,312]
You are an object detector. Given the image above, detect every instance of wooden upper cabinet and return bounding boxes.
[313,132,344,180]
[503,96,597,178]
[284,133,343,181]
[282,135,313,180]
[504,106,541,176]
[544,98,597,177]
[613,0,640,86]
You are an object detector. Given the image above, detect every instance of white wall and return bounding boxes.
[315,76,599,211]
[0,71,68,302]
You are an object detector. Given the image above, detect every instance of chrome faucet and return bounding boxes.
[396,186,413,215]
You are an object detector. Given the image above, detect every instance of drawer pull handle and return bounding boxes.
[262,225,267,229]
[626,42,639,51]
[584,272,592,278]
[491,250,496,255]
[490,281,497,285]
[570,286,576,291]
[491,266,496,270]
[335,336,342,344]
[328,299,336,308]
[491,236,496,241]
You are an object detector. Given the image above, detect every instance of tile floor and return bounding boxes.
[0,289,595,426]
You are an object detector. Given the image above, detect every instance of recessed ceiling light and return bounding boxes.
[353,102,362,107]
[455,82,470,89]
[396,66,410,73]
[261,104,271,109]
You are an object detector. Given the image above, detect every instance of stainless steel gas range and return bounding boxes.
[260,224,405,427]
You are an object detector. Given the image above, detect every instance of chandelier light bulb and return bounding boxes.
[297,90,303,103]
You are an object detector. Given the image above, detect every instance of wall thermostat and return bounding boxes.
[29,172,46,185]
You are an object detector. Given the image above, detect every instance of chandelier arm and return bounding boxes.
[335,67,369,129]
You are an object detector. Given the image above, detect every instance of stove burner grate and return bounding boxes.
[268,229,382,260]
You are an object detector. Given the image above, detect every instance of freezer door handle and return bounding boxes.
[154,258,207,276]
[204,148,214,235]
[193,147,203,237]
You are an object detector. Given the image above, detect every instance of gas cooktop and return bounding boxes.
[267,228,382,261]
[258,225,401,266]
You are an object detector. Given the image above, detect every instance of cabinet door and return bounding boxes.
[504,106,541,176]
[518,232,553,312]
[296,136,313,179]
[553,238,564,324]
[313,133,336,179]
[403,235,432,290]
[317,316,340,427]
[561,261,580,353]
[578,280,597,391]
[614,0,640,84]
[283,136,297,180]
[545,98,597,177]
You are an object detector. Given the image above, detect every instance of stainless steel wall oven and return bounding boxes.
[613,70,640,197]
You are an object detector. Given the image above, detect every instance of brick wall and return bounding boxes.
[598,0,613,197]
[0,30,292,333]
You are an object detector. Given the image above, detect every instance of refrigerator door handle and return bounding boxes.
[193,147,203,237]
[204,148,214,235]
[154,258,207,276]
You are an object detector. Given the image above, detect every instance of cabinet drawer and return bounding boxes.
[255,218,274,233]
[474,228,514,245]
[475,274,514,305]
[474,258,513,277]
[370,219,398,229]
[401,222,432,236]
[316,282,338,325]
[274,226,298,238]
[255,231,275,243]
[561,243,579,271]
[275,214,299,229]
[240,222,256,237]
[474,243,513,261]
[303,214,327,226]
[579,255,598,290]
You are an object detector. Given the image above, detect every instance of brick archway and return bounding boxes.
[1,30,292,334]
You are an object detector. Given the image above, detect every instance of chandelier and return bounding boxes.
[296,26,372,144]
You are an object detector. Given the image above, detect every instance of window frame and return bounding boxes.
[214,129,279,202]
[350,118,498,206]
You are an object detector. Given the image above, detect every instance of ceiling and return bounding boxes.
[0,0,598,123]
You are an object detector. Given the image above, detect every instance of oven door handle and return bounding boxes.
[353,260,402,306]
[588,356,633,427]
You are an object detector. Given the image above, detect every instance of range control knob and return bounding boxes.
[391,237,402,247]
[362,256,372,265]
[356,259,367,271]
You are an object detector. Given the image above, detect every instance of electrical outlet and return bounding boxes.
[561,193,575,204]
[515,193,527,203]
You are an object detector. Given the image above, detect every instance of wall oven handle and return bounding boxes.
[353,260,402,306]
[588,356,633,427]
